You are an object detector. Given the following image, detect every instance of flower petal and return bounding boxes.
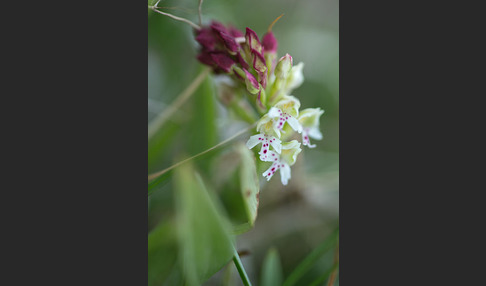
[270,137,282,154]
[268,107,281,119]
[286,116,303,133]
[308,127,323,140]
[279,163,291,185]
[246,134,262,150]
[263,161,280,181]
[286,62,304,92]
[302,132,316,148]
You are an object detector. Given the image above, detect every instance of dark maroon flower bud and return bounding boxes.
[195,27,218,50]
[218,31,240,54]
[210,52,236,73]
[245,28,262,54]
[262,31,278,54]
[229,26,244,38]
[197,50,216,66]
[210,21,228,34]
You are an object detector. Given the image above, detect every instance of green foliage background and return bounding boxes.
[148,0,339,285]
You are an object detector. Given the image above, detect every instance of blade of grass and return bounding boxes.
[233,248,252,286]
[148,123,255,182]
[148,68,210,140]
[282,227,339,286]
[260,247,283,286]
[308,262,339,286]
[326,244,339,286]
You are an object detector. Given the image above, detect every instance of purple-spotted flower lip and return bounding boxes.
[246,133,282,162]
[298,108,324,148]
[262,151,291,185]
[261,140,301,185]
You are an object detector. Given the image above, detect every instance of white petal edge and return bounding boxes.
[286,116,303,133]
[280,164,291,185]
[268,107,281,119]
[308,127,323,140]
[246,134,262,149]
[270,137,282,153]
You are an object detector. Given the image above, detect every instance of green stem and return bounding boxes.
[233,249,252,286]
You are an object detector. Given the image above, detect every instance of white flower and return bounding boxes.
[268,95,303,135]
[256,113,281,138]
[285,62,304,93]
[298,108,324,148]
[262,140,301,185]
[246,133,281,161]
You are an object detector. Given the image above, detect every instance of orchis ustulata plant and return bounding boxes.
[148,4,339,286]
[195,21,325,186]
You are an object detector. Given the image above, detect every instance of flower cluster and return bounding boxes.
[195,21,324,185]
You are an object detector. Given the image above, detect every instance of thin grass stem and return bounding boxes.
[148,123,256,181]
[198,0,204,26]
[148,68,210,140]
[148,5,201,30]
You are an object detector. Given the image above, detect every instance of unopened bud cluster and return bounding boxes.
[195,21,324,185]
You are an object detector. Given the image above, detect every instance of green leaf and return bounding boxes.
[215,144,260,235]
[237,143,260,227]
[283,227,339,286]
[148,220,181,286]
[148,169,172,196]
[174,161,235,285]
[308,261,339,286]
[188,69,217,156]
[260,247,283,286]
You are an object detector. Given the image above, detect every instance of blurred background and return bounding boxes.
[148,0,338,285]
